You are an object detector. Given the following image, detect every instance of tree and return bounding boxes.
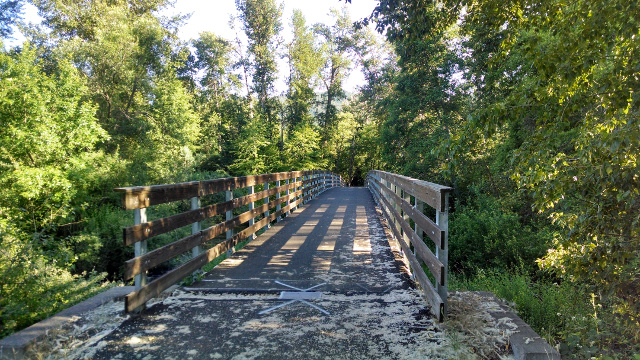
[230,113,271,175]
[367,0,463,182]
[31,0,201,184]
[0,42,109,337]
[285,9,322,129]
[0,43,107,232]
[0,0,23,38]
[192,32,239,106]
[283,123,324,170]
[314,7,355,129]
[437,0,640,353]
[235,0,283,117]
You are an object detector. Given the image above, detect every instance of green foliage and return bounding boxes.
[0,0,23,39]
[449,189,554,276]
[450,270,590,348]
[0,221,111,338]
[372,0,462,183]
[0,41,116,338]
[451,269,640,359]
[285,9,322,129]
[314,7,356,129]
[191,32,240,102]
[0,41,105,238]
[283,123,324,170]
[144,74,200,182]
[368,0,640,355]
[230,114,272,175]
[235,0,283,113]
[437,0,640,350]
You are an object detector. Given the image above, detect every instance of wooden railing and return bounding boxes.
[365,170,452,322]
[116,170,344,312]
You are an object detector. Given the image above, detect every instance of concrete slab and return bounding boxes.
[83,289,456,359]
[475,291,560,360]
[0,286,133,360]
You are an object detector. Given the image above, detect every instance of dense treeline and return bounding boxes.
[0,0,638,357]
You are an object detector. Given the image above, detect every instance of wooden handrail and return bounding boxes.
[366,170,451,322]
[117,170,343,313]
[115,170,328,210]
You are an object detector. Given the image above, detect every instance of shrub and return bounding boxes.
[449,189,554,276]
[0,221,112,338]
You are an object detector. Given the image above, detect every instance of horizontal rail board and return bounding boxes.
[123,180,304,245]
[370,180,444,286]
[124,189,305,280]
[116,171,321,210]
[371,170,451,212]
[369,177,444,249]
[125,197,303,312]
[369,185,443,321]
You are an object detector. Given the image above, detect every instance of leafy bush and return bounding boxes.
[449,189,554,276]
[0,221,112,338]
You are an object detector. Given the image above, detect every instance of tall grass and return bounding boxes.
[449,269,640,359]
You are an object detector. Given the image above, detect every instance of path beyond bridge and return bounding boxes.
[86,187,458,359]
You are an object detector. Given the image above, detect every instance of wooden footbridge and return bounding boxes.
[116,170,451,321]
[51,170,457,358]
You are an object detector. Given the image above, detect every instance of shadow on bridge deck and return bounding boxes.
[87,188,454,359]
[186,187,409,294]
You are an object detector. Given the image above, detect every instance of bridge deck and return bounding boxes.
[87,188,453,359]
[187,186,408,294]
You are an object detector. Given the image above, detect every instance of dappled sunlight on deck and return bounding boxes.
[187,187,404,294]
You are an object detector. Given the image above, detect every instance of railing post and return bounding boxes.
[415,199,424,248]
[393,183,401,235]
[311,174,315,200]
[191,196,202,274]
[436,193,449,317]
[248,185,255,240]
[226,190,234,257]
[263,182,270,232]
[323,173,327,193]
[285,178,290,215]
[294,176,300,210]
[403,190,412,255]
[276,180,281,222]
[133,207,147,311]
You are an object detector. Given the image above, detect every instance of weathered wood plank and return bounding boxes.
[370,180,444,286]
[116,171,315,210]
[123,180,303,245]
[124,189,304,280]
[115,182,200,210]
[371,170,452,212]
[369,176,444,249]
[368,183,444,321]
[125,197,304,312]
